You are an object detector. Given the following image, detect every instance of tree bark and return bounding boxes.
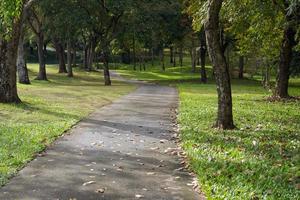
[200,29,207,83]
[238,56,244,79]
[191,47,197,73]
[53,38,67,73]
[36,33,47,80]
[179,46,183,67]
[275,25,296,98]
[67,40,73,77]
[103,49,111,86]
[170,46,174,63]
[205,0,234,129]
[160,49,165,71]
[133,33,136,71]
[0,23,22,103]
[17,26,30,84]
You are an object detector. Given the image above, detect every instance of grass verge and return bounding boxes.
[0,64,135,185]
[118,66,300,199]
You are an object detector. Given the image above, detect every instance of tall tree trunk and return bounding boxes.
[275,25,296,98]
[84,46,88,70]
[36,33,47,80]
[200,46,207,83]
[205,0,234,129]
[173,48,176,67]
[151,48,154,67]
[239,56,244,79]
[170,46,174,63]
[133,33,136,71]
[200,29,207,83]
[72,48,76,67]
[160,49,165,71]
[67,40,73,77]
[17,26,30,84]
[87,42,95,71]
[103,49,111,86]
[191,47,197,73]
[53,38,67,73]
[179,46,183,67]
[0,22,22,103]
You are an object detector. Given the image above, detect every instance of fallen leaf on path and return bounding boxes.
[82,181,96,186]
[95,188,106,193]
[146,172,155,175]
[135,194,144,198]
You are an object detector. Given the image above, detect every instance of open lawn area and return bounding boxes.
[0,64,135,185]
[118,67,300,199]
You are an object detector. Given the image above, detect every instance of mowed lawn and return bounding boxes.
[118,67,300,199]
[0,64,136,185]
[179,79,300,200]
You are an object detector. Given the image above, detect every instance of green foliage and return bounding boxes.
[0,0,22,36]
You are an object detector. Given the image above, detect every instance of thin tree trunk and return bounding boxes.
[239,56,244,79]
[160,49,165,71]
[173,48,176,67]
[87,43,95,71]
[191,47,197,73]
[200,46,207,83]
[17,25,30,84]
[67,40,73,77]
[103,49,111,86]
[84,46,88,70]
[53,38,67,73]
[133,33,136,71]
[275,25,296,98]
[200,29,207,83]
[72,48,76,67]
[179,46,183,67]
[151,48,154,67]
[170,46,174,63]
[205,0,234,129]
[36,33,47,80]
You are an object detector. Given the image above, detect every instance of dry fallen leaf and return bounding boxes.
[82,181,96,186]
[146,172,155,175]
[135,194,144,198]
[95,188,106,193]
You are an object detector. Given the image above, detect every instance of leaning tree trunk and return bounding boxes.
[205,0,234,129]
[239,56,244,79]
[275,25,296,98]
[36,33,47,80]
[53,38,67,73]
[0,23,22,103]
[17,25,30,84]
[67,40,73,77]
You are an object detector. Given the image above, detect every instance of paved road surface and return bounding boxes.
[0,84,201,200]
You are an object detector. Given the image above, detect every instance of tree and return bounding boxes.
[0,0,24,103]
[204,0,235,129]
[27,5,47,80]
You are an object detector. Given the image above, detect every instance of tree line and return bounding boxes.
[0,0,299,130]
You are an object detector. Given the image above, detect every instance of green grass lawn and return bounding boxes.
[0,64,135,185]
[118,65,300,199]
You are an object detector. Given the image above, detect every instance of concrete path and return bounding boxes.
[0,84,201,200]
